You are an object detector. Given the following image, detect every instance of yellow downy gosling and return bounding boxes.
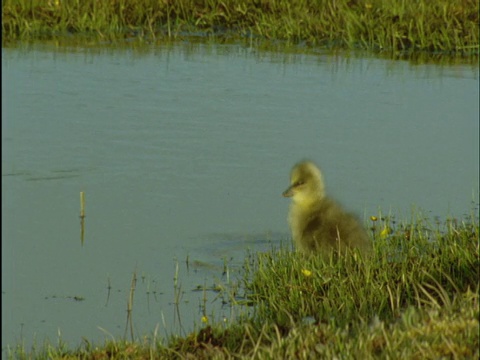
[283,160,372,257]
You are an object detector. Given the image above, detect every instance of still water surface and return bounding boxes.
[2,41,479,353]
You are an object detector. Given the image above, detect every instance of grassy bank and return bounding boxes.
[2,0,479,53]
[7,211,479,359]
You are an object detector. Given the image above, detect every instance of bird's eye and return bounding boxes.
[294,181,304,187]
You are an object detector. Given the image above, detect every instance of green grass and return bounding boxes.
[2,0,479,53]
[6,209,479,359]
[246,212,478,327]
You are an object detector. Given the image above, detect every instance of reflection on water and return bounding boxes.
[2,39,478,353]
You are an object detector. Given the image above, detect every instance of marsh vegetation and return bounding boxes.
[2,0,479,54]
[7,210,479,359]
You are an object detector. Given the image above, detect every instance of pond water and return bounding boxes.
[2,40,479,355]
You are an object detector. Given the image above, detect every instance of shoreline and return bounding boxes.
[2,0,479,54]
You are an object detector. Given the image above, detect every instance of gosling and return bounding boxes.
[283,160,372,257]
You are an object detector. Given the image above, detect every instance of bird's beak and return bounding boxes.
[282,185,294,197]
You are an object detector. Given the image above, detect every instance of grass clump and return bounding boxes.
[2,0,479,53]
[247,213,478,326]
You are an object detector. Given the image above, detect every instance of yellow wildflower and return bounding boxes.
[380,226,392,239]
[201,316,208,324]
[302,269,312,277]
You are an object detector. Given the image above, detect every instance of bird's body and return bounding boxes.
[283,161,372,257]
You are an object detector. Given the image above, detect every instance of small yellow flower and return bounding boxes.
[302,269,312,277]
[365,3,373,9]
[370,216,378,221]
[201,316,208,324]
[380,226,392,239]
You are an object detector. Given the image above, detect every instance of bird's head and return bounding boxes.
[283,161,325,206]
